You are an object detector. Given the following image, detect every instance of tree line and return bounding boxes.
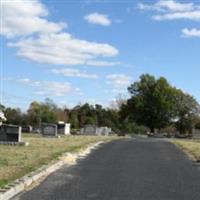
[0,98,122,133]
[1,74,200,135]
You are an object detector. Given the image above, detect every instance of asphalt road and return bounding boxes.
[13,138,200,200]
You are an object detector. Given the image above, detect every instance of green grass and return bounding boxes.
[0,134,119,188]
[173,139,200,162]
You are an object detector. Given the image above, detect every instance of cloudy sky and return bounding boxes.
[1,0,200,110]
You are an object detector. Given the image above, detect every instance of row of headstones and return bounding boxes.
[80,125,112,136]
[41,123,70,137]
[0,123,111,144]
[0,123,71,144]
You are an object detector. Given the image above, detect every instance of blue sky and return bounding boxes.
[1,0,200,110]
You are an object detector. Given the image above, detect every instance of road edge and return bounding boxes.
[0,141,105,200]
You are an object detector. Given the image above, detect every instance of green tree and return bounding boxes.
[174,91,200,135]
[40,99,57,123]
[68,111,79,128]
[27,99,57,126]
[4,107,23,125]
[124,74,178,133]
[27,101,41,126]
[195,118,200,130]
[0,104,5,112]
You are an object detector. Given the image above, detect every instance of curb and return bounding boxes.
[0,141,104,200]
[0,141,29,146]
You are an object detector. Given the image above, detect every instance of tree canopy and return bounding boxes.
[1,74,199,136]
[121,74,200,133]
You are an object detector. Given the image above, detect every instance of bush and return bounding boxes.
[176,117,193,135]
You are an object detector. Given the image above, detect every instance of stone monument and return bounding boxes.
[57,121,71,135]
[41,123,58,137]
[0,124,22,142]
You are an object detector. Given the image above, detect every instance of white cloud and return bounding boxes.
[18,78,40,87]
[84,12,111,26]
[18,78,80,96]
[138,0,200,21]
[138,1,200,38]
[86,60,120,66]
[138,1,194,12]
[8,33,119,66]
[106,74,132,88]
[104,88,126,94]
[2,0,119,66]
[1,0,66,38]
[52,68,99,79]
[182,28,200,38]
[153,11,200,21]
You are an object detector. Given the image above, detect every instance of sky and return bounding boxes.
[1,0,200,110]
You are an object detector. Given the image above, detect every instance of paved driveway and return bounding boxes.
[13,138,200,200]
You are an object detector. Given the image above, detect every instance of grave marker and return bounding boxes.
[57,121,71,135]
[80,125,112,136]
[0,124,28,145]
[22,125,32,133]
[41,123,57,137]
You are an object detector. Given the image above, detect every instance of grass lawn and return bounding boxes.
[0,134,119,188]
[173,139,200,162]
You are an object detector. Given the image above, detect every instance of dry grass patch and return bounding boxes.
[0,134,119,187]
[173,139,200,162]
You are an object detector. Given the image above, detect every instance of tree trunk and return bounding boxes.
[150,127,155,134]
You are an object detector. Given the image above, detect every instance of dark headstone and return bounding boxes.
[0,124,22,142]
[22,125,32,133]
[57,122,70,135]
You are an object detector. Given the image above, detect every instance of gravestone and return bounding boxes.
[193,129,200,139]
[22,125,32,133]
[41,123,57,137]
[0,124,22,142]
[81,125,112,136]
[82,125,97,135]
[32,127,40,134]
[99,126,112,136]
[97,127,112,136]
[107,128,112,134]
[96,127,105,136]
[57,121,71,135]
